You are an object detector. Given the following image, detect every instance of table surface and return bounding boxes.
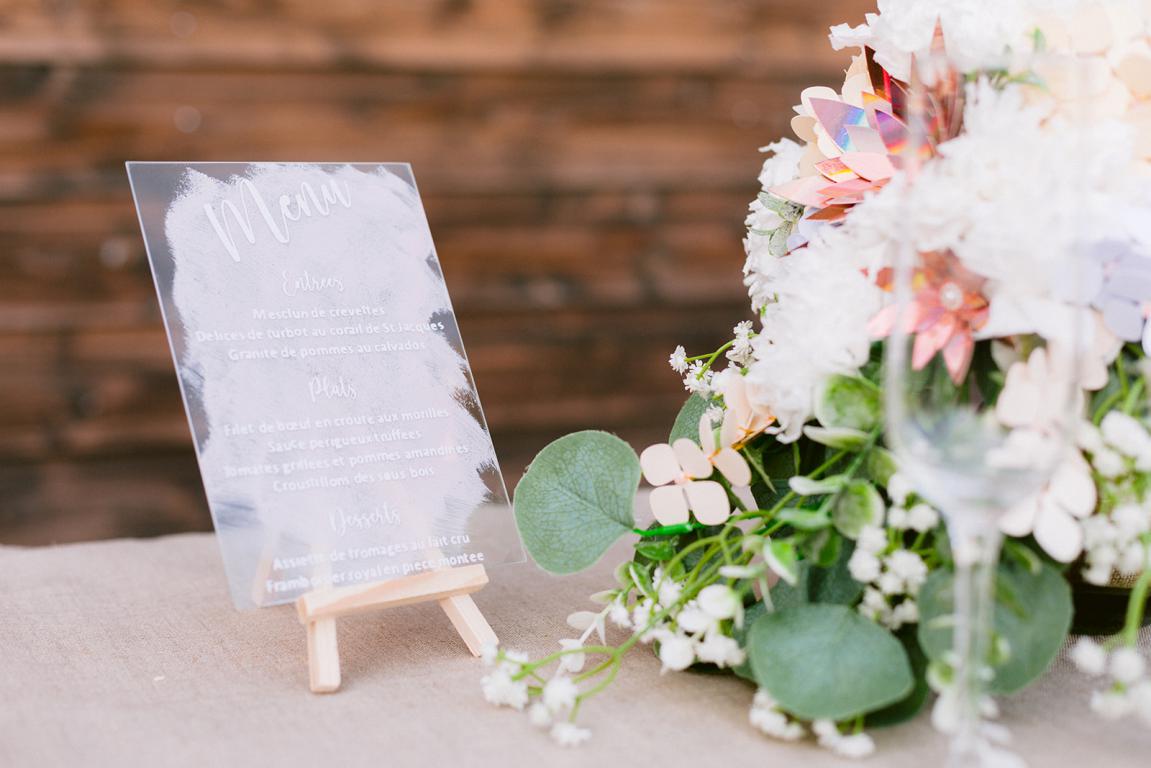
[2,533,1150,768]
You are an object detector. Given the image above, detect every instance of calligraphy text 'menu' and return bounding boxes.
[204,176,353,262]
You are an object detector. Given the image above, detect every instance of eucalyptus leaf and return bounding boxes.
[670,394,709,444]
[814,374,882,432]
[749,604,914,720]
[866,629,931,728]
[789,475,845,496]
[865,448,898,487]
[804,425,870,450]
[765,539,800,586]
[776,507,833,531]
[513,431,640,574]
[917,559,1072,694]
[833,480,884,539]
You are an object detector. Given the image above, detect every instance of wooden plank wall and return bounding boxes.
[0,0,871,543]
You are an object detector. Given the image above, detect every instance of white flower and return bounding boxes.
[1070,638,1108,676]
[1001,451,1096,563]
[695,632,746,668]
[891,599,919,627]
[877,571,904,596]
[907,503,940,533]
[528,702,552,728]
[668,345,688,374]
[886,506,909,529]
[542,676,579,713]
[558,639,586,674]
[829,732,877,759]
[657,578,683,609]
[1101,411,1151,460]
[857,525,888,554]
[756,138,804,188]
[697,584,741,620]
[677,605,716,635]
[749,690,806,741]
[550,722,592,747]
[1095,448,1126,479]
[1111,647,1147,685]
[886,550,928,593]
[812,718,876,759]
[848,549,882,583]
[887,473,912,505]
[658,635,696,672]
[481,642,499,666]
[1092,689,1134,719]
[481,669,529,710]
[608,599,631,628]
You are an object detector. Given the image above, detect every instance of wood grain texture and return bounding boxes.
[0,0,873,544]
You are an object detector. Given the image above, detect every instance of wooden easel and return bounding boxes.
[295,564,497,693]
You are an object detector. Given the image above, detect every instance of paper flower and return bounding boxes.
[868,250,989,384]
[716,371,775,449]
[1000,451,1096,562]
[1082,240,1151,353]
[640,414,752,526]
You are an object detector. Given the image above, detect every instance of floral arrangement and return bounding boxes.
[484,0,1151,755]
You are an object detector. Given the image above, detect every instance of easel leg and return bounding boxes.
[307,617,341,693]
[439,594,498,656]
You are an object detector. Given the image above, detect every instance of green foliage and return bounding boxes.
[669,394,710,443]
[814,374,882,432]
[866,629,931,728]
[513,431,640,574]
[832,480,884,538]
[770,540,863,609]
[748,604,915,720]
[917,558,1073,694]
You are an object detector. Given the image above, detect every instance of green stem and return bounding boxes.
[1121,563,1151,647]
[633,523,701,538]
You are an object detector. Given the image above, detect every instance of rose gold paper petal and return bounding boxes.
[840,152,895,181]
[845,125,889,155]
[771,176,828,208]
[650,485,690,526]
[874,110,908,155]
[713,447,752,488]
[815,158,859,183]
[684,481,730,526]
[639,443,680,486]
[673,438,713,479]
[942,332,974,384]
[809,98,869,152]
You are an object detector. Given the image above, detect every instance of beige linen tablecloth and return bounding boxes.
[1,533,1149,767]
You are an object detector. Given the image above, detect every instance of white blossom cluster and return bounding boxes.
[847,477,936,630]
[1071,638,1151,724]
[1079,414,1151,585]
[627,574,747,672]
[749,690,876,759]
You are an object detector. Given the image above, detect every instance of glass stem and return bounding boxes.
[948,523,1002,766]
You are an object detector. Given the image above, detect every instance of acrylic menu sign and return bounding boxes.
[127,162,524,611]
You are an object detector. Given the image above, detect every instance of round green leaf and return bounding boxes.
[917,558,1072,694]
[513,431,639,574]
[814,374,881,432]
[669,394,709,443]
[833,480,884,539]
[749,604,914,720]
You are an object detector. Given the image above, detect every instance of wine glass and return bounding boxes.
[882,52,1088,767]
